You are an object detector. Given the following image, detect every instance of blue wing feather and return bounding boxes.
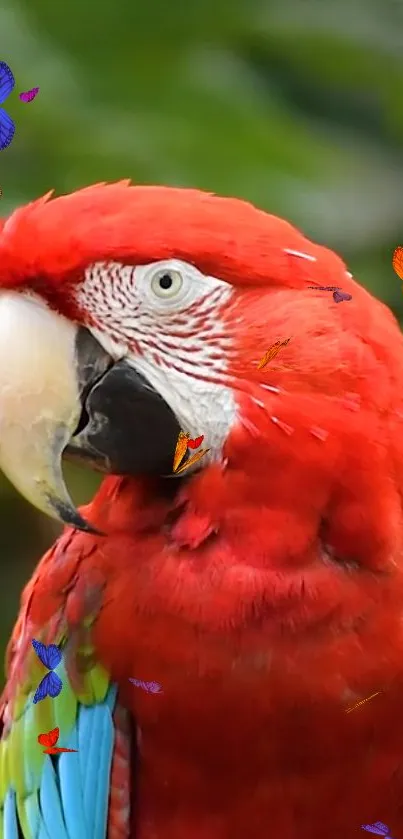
[37,824,53,839]
[78,698,116,838]
[79,705,98,827]
[59,747,89,839]
[39,757,69,839]
[0,63,15,104]
[93,705,115,839]
[0,109,15,151]
[3,790,18,839]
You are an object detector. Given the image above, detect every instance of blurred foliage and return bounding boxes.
[0,0,402,684]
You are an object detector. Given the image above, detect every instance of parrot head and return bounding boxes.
[0,179,310,529]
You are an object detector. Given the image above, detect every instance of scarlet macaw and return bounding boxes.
[0,182,403,839]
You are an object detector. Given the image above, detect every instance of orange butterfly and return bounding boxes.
[173,431,190,472]
[37,727,78,754]
[392,247,403,281]
[257,338,291,370]
[174,448,210,474]
[345,692,381,714]
[172,431,207,474]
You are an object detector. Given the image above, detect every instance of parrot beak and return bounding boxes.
[0,291,109,532]
[0,291,181,531]
[65,359,181,478]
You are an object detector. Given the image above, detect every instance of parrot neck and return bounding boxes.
[79,468,403,839]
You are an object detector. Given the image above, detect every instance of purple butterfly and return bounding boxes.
[129,678,163,694]
[31,639,63,704]
[333,290,352,303]
[361,821,394,838]
[19,86,39,103]
[307,285,352,303]
[0,61,16,151]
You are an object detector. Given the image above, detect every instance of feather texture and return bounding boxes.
[0,546,131,839]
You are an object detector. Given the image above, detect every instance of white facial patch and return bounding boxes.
[75,259,238,463]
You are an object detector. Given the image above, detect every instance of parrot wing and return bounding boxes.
[0,537,132,839]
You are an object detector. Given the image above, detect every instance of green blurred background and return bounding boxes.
[0,0,402,685]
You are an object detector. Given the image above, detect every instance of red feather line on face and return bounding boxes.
[37,727,78,753]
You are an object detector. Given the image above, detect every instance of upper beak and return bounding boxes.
[0,291,181,531]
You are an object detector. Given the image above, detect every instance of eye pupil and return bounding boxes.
[159,273,173,290]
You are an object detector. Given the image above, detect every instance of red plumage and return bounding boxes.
[1,184,403,838]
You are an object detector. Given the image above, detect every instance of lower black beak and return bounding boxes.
[66,356,182,478]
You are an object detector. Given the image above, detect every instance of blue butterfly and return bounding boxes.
[31,639,63,704]
[0,61,15,151]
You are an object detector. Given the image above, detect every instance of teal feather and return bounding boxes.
[23,791,41,838]
[3,791,18,839]
[58,749,87,839]
[37,822,53,839]
[77,685,117,815]
[80,706,101,834]
[39,758,69,839]
[83,691,116,838]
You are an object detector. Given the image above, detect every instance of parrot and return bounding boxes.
[0,181,403,839]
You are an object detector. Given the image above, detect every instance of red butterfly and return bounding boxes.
[37,727,78,754]
[187,435,204,449]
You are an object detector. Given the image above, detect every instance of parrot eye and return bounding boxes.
[150,268,183,299]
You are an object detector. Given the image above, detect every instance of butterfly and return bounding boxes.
[31,639,63,703]
[332,290,352,303]
[392,246,403,281]
[345,691,380,713]
[257,338,291,370]
[307,286,352,303]
[0,61,15,151]
[128,678,163,694]
[172,430,208,474]
[174,448,210,475]
[361,821,394,838]
[37,727,78,754]
[187,435,204,450]
[19,86,39,103]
